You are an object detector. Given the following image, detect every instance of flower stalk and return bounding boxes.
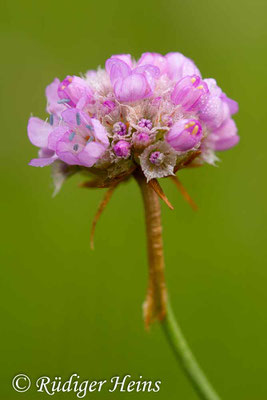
[136,171,221,400]
[135,171,167,327]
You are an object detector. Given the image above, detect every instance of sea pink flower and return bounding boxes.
[166,119,203,152]
[58,75,94,109]
[26,53,240,399]
[28,51,239,187]
[171,75,209,111]
[28,109,109,168]
[105,56,160,102]
[54,109,109,167]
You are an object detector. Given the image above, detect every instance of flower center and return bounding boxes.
[149,151,164,166]
[138,118,153,130]
[113,122,127,136]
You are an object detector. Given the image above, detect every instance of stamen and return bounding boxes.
[191,77,196,83]
[87,136,94,143]
[69,132,75,141]
[76,112,81,125]
[196,85,203,90]
[185,121,195,129]
[57,98,70,104]
[73,144,79,151]
[49,114,54,126]
[61,85,66,90]
[192,125,199,135]
[189,121,195,127]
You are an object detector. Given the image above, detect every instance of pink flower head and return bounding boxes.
[171,75,209,112]
[58,75,93,109]
[166,119,203,152]
[105,56,160,102]
[28,52,239,185]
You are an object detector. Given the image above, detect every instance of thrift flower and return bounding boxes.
[27,51,239,187]
[27,53,240,400]
[166,119,202,152]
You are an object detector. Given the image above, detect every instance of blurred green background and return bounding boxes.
[1,0,267,398]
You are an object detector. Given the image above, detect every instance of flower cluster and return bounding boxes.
[28,52,239,186]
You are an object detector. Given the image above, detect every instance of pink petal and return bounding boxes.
[27,117,54,148]
[221,94,239,115]
[199,96,226,129]
[165,52,201,81]
[137,53,167,74]
[61,109,91,127]
[45,78,65,116]
[45,78,60,105]
[114,74,149,102]
[210,118,239,151]
[91,119,109,146]
[29,157,56,167]
[48,126,69,151]
[56,151,79,165]
[110,54,133,67]
[77,142,106,167]
[105,58,131,85]
[56,132,84,165]
[134,64,160,91]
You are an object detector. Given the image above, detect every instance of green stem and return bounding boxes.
[162,301,221,400]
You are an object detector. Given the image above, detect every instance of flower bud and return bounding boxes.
[113,140,131,158]
[138,118,153,130]
[103,100,116,114]
[149,151,165,166]
[113,122,127,136]
[133,132,150,148]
